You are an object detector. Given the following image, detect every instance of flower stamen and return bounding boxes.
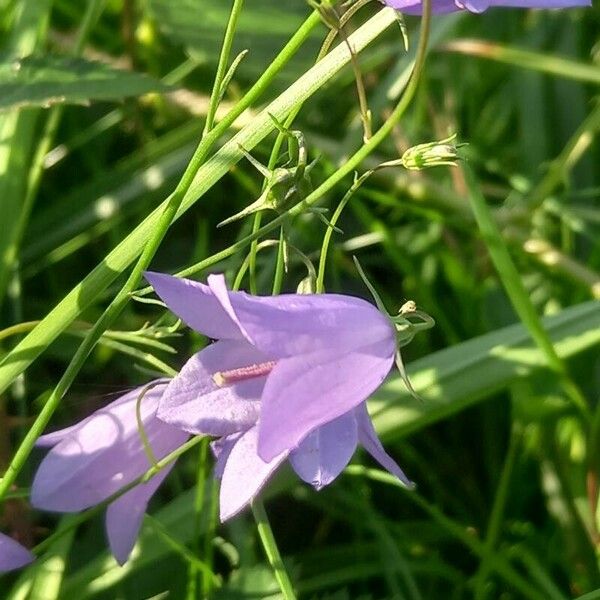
[213,361,277,386]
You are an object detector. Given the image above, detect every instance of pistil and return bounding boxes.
[213,361,277,386]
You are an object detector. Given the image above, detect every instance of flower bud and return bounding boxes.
[401,135,462,170]
[378,134,463,172]
[297,275,317,294]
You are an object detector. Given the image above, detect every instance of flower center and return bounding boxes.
[213,361,277,386]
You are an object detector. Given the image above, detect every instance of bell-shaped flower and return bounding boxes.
[0,533,34,572]
[31,382,188,564]
[145,272,397,462]
[214,403,412,521]
[382,0,588,14]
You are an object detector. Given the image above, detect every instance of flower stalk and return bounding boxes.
[251,499,297,600]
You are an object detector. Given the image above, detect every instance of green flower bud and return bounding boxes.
[378,134,464,172]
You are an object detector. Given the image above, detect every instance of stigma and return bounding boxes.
[213,361,277,386]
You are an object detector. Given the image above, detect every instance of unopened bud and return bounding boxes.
[401,134,463,170]
[297,275,317,294]
[379,134,464,172]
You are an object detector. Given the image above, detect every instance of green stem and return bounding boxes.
[0,0,246,501]
[251,499,297,600]
[246,108,303,294]
[462,164,589,417]
[186,439,210,600]
[272,228,286,294]
[473,424,522,599]
[316,170,372,292]
[248,213,263,294]
[203,0,245,135]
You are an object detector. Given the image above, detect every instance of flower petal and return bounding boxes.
[145,272,246,341]
[207,274,252,343]
[148,272,395,359]
[105,465,173,565]
[487,0,589,6]
[0,533,33,572]
[383,0,461,12]
[157,340,265,436]
[219,427,288,521]
[35,385,157,448]
[289,411,358,490]
[224,289,395,359]
[36,423,82,448]
[355,403,412,487]
[383,0,589,12]
[211,433,242,479]
[258,342,395,461]
[32,384,187,512]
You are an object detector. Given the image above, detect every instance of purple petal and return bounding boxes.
[207,274,252,343]
[487,0,589,6]
[355,403,413,487]
[36,423,83,448]
[219,427,288,521]
[382,0,588,13]
[0,533,34,572]
[382,0,461,12]
[289,411,358,490]
[257,342,395,461]
[145,272,246,341]
[211,433,242,479]
[32,383,187,512]
[147,272,395,359]
[35,384,169,448]
[157,340,265,436]
[105,465,173,565]
[224,289,395,359]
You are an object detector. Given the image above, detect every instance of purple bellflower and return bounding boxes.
[145,272,413,520]
[382,0,589,14]
[0,533,34,572]
[31,382,188,564]
[145,272,397,462]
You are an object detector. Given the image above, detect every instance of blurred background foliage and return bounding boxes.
[0,0,599,598]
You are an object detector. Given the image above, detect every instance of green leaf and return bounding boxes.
[0,55,169,111]
[440,40,600,85]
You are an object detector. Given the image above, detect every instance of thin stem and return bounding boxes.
[246,108,303,294]
[336,9,372,141]
[316,170,372,292]
[251,499,297,600]
[186,440,209,600]
[272,228,286,294]
[462,164,589,417]
[473,424,522,599]
[203,0,245,136]
[248,213,263,294]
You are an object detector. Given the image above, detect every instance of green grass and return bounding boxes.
[0,0,599,598]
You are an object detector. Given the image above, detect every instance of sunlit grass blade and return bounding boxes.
[441,40,600,85]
